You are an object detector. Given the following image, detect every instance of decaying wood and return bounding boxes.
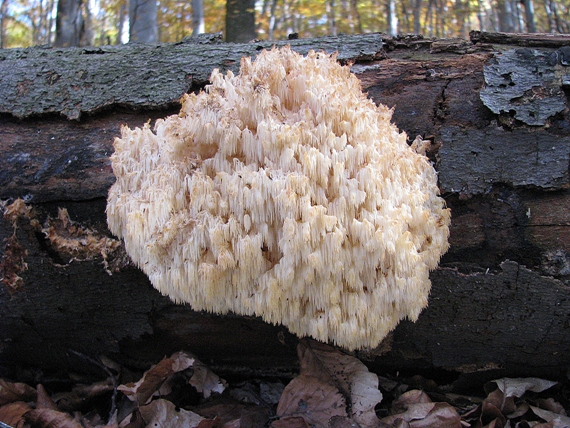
[470,30,570,48]
[1,32,570,383]
[0,33,382,120]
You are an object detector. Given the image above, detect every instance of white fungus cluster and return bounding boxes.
[107,46,450,350]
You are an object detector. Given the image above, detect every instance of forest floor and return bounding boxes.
[0,339,569,428]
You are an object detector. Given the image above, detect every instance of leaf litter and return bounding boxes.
[0,341,568,428]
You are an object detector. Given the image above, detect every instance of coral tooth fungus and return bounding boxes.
[107,46,450,350]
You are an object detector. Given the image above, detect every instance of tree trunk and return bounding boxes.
[495,0,517,32]
[117,0,127,44]
[350,0,362,33]
[522,0,536,32]
[225,0,255,43]
[54,0,84,47]
[1,32,570,384]
[192,0,204,36]
[327,0,337,36]
[0,0,7,48]
[386,0,398,35]
[128,0,158,43]
[268,0,278,40]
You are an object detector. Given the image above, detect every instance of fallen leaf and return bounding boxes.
[0,379,36,405]
[328,415,361,427]
[271,415,311,428]
[191,399,257,426]
[229,382,262,405]
[259,381,285,405]
[139,398,205,427]
[277,374,347,427]
[196,419,220,428]
[486,378,558,399]
[294,340,383,426]
[54,378,115,412]
[507,402,530,419]
[0,401,32,427]
[238,406,271,428]
[380,402,461,428]
[390,389,432,414]
[484,388,516,415]
[36,384,59,410]
[118,351,195,406]
[530,406,570,428]
[189,360,227,399]
[537,398,567,415]
[481,402,506,427]
[24,408,83,428]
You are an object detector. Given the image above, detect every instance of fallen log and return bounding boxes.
[1,32,569,384]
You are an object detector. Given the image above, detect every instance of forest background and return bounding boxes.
[1,0,569,49]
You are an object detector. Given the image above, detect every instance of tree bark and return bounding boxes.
[1,33,570,384]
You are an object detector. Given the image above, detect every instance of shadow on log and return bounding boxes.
[1,32,569,384]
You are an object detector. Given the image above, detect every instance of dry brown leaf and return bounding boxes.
[0,401,32,427]
[260,381,285,405]
[294,340,383,426]
[380,402,461,428]
[221,419,241,428]
[328,415,361,427]
[53,379,115,412]
[507,402,530,419]
[484,388,516,415]
[529,406,570,428]
[277,374,347,427]
[192,401,244,423]
[486,378,558,399]
[0,379,36,406]
[24,408,83,428]
[537,398,567,415]
[36,384,59,411]
[238,406,271,428]
[139,398,205,427]
[189,360,227,399]
[271,415,311,428]
[118,351,195,406]
[196,417,221,428]
[390,390,432,415]
[481,400,507,427]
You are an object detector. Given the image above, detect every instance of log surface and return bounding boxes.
[1,32,570,383]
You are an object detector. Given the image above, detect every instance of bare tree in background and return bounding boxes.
[521,0,537,31]
[327,0,337,35]
[413,0,422,33]
[225,0,255,42]
[117,1,128,43]
[81,0,93,45]
[267,0,279,40]
[129,0,158,43]
[387,0,398,35]
[0,0,8,48]
[192,0,204,35]
[494,0,517,31]
[54,0,84,46]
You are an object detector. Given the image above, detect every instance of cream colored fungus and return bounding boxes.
[107,46,450,350]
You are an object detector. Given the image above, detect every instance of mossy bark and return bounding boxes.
[1,32,570,383]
